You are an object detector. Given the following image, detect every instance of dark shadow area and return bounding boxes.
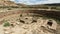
[29,10,60,20]
[47,20,53,26]
[28,10,60,24]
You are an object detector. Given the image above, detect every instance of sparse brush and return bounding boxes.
[3,21,10,27]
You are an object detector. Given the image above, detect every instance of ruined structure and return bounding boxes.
[0,12,57,34]
[0,0,59,34]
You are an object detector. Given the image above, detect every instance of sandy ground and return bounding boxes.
[0,25,4,34]
[0,11,58,34]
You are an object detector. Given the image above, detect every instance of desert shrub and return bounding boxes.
[3,21,10,27]
[8,8,11,10]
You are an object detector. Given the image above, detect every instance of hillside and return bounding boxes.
[0,0,28,8]
[44,3,60,6]
[0,0,18,6]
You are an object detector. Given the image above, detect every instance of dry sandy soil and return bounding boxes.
[0,10,59,34]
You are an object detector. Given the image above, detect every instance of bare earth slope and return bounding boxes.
[0,0,18,6]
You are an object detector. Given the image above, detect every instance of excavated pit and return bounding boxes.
[0,10,58,34]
